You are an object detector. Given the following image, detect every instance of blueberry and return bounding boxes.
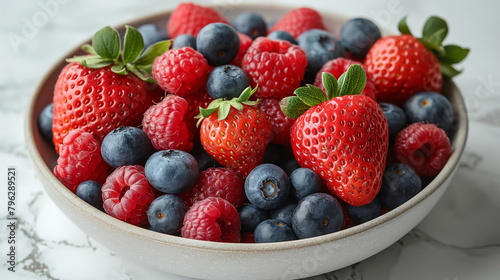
[345,198,381,225]
[189,142,221,172]
[292,193,344,239]
[147,194,188,235]
[76,180,104,211]
[289,168,322,201]
[244,163,290,210]
[145,150,199,194]
[238,204,269,232]
[101,126,154,168]
[340,18,381,60]
[297,29,345,83]
[206,65,250,99]
[269,202,297,225]
[267,30,297,44]
[254,219,297,243]
[38,103,53,141]
[403,91,455,133]
[231,12,267,40]
[137,24,168,49]
[196,23,240,66]
[380,103,407,144]
[378,163,422,210]
[172,34,197,49]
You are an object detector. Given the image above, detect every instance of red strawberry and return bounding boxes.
[268,7,326,38]
[364,16,469,105]
[314,58,376,101]
[241,37,307,100]
[53,26,170,153]
[198,87,272,177]
[256,98,295,145]
[167,2,229,39]
[282,65,388,206]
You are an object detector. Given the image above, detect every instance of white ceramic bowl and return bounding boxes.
[25,5,468,280]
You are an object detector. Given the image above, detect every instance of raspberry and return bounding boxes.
[393,123,452,177]
[167,2,229,39]
[183,87,214,138]
[230,32,253,67]
[53,129,109,193]
[152,47,209,97]
[240,232,255,243]
[241,37,307,100]
[181,197,241,242]
[313,58,376,100]
[268,7,326,38]
[102,165,156,226]
[142,94,193,152]
[256,98,295,145]
[178,167,245,208]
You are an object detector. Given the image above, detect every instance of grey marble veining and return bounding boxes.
[1,0,500,279]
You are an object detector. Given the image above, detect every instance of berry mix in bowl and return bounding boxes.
[25,3,469,279]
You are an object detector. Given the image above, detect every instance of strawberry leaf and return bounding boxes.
[134,40,171,67]
[92,26,120,60]
[123,25,144,64]
[200,107,218,118]
[398,16,413,36]
[127,66,156,83]
[229,99,243,111]
[68,55,113,68]
[218,102,231,120]
[437,45,470,64]
[111,63,127,75]
[81,44,97,55]
[440,61,462,78]
[322,72,338,100]
[422,16,448,45]
[280,96,310,119]
[236,86,257,103]
[338,64,366,96]
[294,84,327,106]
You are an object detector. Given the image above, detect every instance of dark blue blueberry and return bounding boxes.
[267,30,297,44]
[378,163,422,210]
[101,126,154,168]
[147,194,188,235]
[76,180,104,211]
[172,34,197,49]
[345,198,381,225]
[238,204,269,232]
[137,24,168,49]
[232,12,267,40]
[297,29,345,83]
[244,163,290,210]
[38,103,53,141]
[145,150,199,194]
[403,91,455,133]
[340,18,381,60]
[289,168,322,201]
[206,65,250,99]
[254,219,297,243]
[292,193,344,239]
[196,23,240,67]
[380,102,407,144]
[189,142,221,172]
[269,202,297,225]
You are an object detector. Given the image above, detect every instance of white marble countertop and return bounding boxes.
[1,0,500,279]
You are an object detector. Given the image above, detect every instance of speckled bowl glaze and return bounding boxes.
[25,5,468,280]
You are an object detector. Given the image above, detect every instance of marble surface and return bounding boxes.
[1,0,500,279]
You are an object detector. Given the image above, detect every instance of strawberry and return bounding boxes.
[167,2,229,39]
[364,16,469,105]
[281,66,389,206]
[52,26,171,153]
[197,87,272,177]
[268,7,326,38]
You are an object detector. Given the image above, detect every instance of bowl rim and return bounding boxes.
[24,4,469,253]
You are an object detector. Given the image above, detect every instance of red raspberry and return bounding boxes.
[167,2,229,39]
[230,32,253,67]
[240,232,255,243]
[268,7,326,38]
[242,37,307,100]
[142,94,193,152]
[393,123,452,177]
[184,87,214,131]
[313,58,376,100]
[178,167,245,208]
[181,197,241,242]
[152,47,209,97]
[256,98,295,145]
[102,165,156,226]
[53,129,109,193]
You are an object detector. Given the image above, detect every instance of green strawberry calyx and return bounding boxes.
[66,26,171,83]
[194,86,260,127]
[398,16,469,78]
[281,64,366,119]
